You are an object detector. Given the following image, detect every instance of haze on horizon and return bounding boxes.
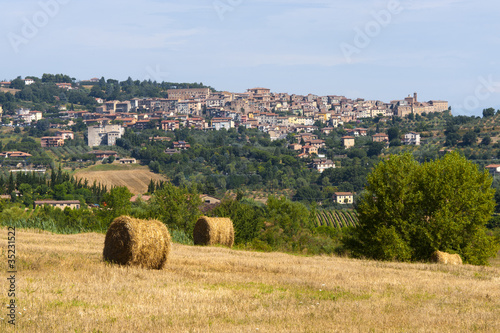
[1,0,499,116]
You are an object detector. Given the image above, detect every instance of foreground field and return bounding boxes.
[0,229,499,332]
[73,164,167,194]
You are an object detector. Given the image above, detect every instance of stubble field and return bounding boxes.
[0,228,499,332]
[73,164,167,194]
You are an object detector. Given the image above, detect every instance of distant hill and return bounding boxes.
[73,164,167,194]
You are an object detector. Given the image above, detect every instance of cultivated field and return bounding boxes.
[73,164,167,194]
[0,87,20,94]
[0,228,499,332]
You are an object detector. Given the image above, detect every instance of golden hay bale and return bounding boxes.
[430,250,463,265]
[103,216,171,269]
[193,216,234,247]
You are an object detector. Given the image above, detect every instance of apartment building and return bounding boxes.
[212,117,234,130]
[41,136,65,148]
[87,124,124,146]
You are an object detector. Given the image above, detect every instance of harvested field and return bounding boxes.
[0,87,20,94]
[0,228,499,332]
[74,164,166,194]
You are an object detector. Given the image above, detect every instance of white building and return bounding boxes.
[212,117,234,130]
[404,132,421,146]
[313,159,335,173]
[88,124,125,147]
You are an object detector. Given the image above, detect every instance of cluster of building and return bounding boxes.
[80,87,446,148]
[341,129,421,149]
[14,108,43,124]
[0,86,445,179]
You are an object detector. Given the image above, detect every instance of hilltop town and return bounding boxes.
[0,76,449,154]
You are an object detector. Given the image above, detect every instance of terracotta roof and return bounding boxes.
[334,192,353,196]
[34,200,80,204]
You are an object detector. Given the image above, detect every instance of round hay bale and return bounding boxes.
[103,216,171,269]
[430,250,463,265]
[193,216,234,247]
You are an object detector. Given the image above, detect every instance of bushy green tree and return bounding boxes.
[483,107,495,118]
[266,196,311,237]
[101,186,133,218]
[462,130,477,146]
[148,182,201,235]
[387,127,400,141]
[210,197,266,244]
[343,152,499,265]
[481,136,492,146]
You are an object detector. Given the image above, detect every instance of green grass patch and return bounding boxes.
[202,281,371,303]
[47,299,94,309]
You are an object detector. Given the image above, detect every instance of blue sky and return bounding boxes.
[1,0,499,116]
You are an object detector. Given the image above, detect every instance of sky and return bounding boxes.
[0,0,499,116]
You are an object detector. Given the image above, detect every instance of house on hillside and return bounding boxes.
[372,133,389,143]
[34,200,81,210]
[200,195,221,204]
[0,151,32,158]
[55,130,75,140]
[161,120,180,131]
[119,158,137,164]
[404,132,421,146]
[334,192,354,205]
[485,164,500,177]
[211,117,234,130]
[312,159,335,173]
[301,145,318,156]
[342,136,355,149]
[173,141,191,150]
[41,136,65,148]
[347,128,368,137]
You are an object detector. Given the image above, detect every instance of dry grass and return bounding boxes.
[0,228,499,332]
[74,165,166,194]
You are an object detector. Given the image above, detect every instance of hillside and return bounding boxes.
[73,164,167,194]
[1,228,499,332]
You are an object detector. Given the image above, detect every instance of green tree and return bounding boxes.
[266,196,311,237]
[148,182,201,235]
[101,186,133,217]
[210,198,265,244]
[483,107,495,118]
[387,127,400,141]
[481,136,492,146]
[445,132,461,146]
[462,131,477,146]
[367,142,385,157]
[343,152,499,265]
[389,138,402,147]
